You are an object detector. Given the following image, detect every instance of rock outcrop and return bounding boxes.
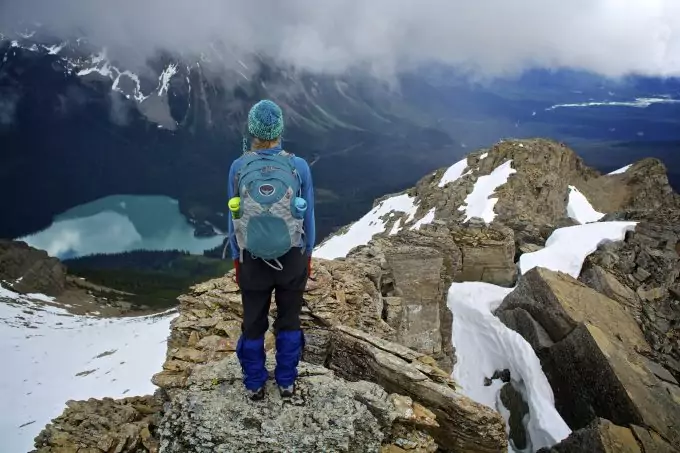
[159,356,434,453]
[580,207,680,382]
[0,240,66,296]
[147,254,508,452]
[496,267,680,448]
[159,326,507,453]
[34,258,508,452]
[32,396,161,453]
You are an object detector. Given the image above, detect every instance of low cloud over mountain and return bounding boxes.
[2,0,679,81]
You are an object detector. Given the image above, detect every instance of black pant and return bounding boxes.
[238,248,308,339]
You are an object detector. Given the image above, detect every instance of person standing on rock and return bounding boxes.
[227,99,315,400]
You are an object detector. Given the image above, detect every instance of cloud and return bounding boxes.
[1,0,679,79]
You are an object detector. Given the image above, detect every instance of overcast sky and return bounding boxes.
[1,0,679,79]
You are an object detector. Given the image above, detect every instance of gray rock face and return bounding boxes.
[449,222,517,286]
[580,209,680,382]
[159,356,392,453]
[496,267,680,448]
[0,240,66,296]
[348,228,462,371]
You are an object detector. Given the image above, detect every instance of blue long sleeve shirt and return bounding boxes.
[227,145,316,259]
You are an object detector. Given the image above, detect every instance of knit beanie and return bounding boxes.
[247,100,284,141]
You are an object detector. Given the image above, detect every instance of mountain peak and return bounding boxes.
[315,138,678,261]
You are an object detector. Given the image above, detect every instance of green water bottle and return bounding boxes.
[228,197,241,219]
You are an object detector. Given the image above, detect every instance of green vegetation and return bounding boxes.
[65,250,232,309]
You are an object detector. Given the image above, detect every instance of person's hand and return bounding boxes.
[233,260,240,285]
[307,255,312,277]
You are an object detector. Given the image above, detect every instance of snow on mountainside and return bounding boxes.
[315,138,669,260]
[0,287,175,453]
[547,96,680,111]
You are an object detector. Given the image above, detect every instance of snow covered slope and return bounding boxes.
[315,152,515,258]
[0,288,176,453]
[314,193,418,260]
[449,221,636,452]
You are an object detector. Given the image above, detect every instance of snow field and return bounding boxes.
[0,290,176,453]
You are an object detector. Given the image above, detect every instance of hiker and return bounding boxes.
[227,99,315,401]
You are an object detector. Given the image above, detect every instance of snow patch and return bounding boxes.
[479,152,489,160]
[112,71,147,103]
[0,295,176,453]
[608,164,632,175]
[158,64,178,96]
[77,62,113,78]
[389,219,402,236]
[410,208,436,231]
[438,157,469,188]
[567,186,605,224]
[547,97,680,110]
[314,194,417,260]
[459,160,516,223]
[520,222,637,278]
[43,43,66,55]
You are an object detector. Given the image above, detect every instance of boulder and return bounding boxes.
[32,396,161,453]
[496,267,680,447]
[0,240,66,296]
[537,418,679,453]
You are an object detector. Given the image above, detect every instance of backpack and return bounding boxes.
[232,150,305,261]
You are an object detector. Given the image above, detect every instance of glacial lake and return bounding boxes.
[18,195,225,259]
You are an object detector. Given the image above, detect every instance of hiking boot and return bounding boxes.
[278,384,295,398]
[247,386,266,401]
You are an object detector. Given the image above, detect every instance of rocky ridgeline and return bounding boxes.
[0,239,152,315]
[0,240,66,296]
[31,139,680,452]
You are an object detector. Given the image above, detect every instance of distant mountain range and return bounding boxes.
[1,29,679,245]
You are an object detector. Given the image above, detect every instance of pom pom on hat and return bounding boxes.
[247,100,284,140]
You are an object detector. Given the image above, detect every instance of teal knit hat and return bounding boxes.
[247,100,284,141]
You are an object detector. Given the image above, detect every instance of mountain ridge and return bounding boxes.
[18,137,680,453]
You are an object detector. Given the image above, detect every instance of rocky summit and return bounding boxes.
[29,139,680,452]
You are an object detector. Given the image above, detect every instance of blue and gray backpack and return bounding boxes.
[233,150,305,262]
